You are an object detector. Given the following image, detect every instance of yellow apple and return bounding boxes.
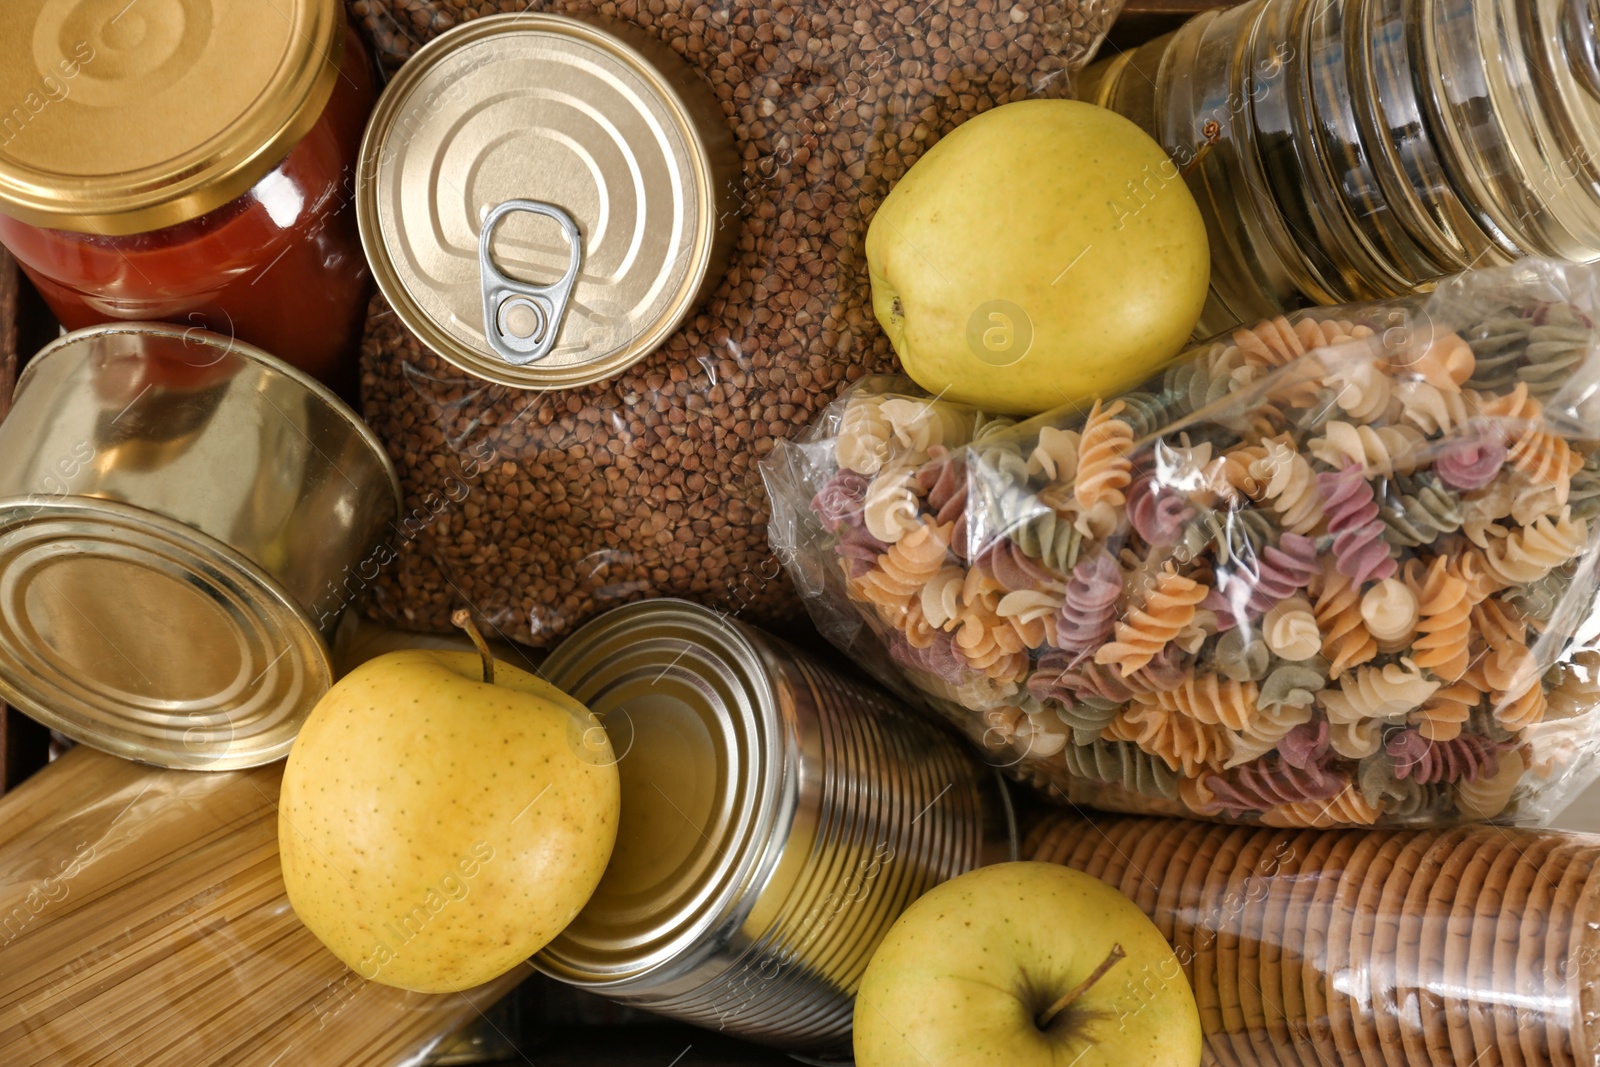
[278,630,619,993]
[866,99,1210,415]
[854,861,1201,1067]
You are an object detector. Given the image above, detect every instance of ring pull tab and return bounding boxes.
[479,199,583,366]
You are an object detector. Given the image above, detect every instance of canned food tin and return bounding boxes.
[0,324,401,769]
[534,600,1015,1058]
[356,13,738,389]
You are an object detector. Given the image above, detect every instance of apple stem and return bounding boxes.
[1035,943,1126,1031]
[451,609,495,685]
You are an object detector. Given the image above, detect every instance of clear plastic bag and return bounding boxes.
[763,259,1600,828]
[1028,810,1600,1067]
[344,0,1122,647]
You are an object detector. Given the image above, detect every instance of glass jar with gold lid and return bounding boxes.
[0,0,377,396]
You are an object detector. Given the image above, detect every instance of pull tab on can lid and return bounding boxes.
[356,13,736,390]
[480,199,583,365]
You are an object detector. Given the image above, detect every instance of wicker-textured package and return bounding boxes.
[765,259,1600,828]
[1027,810,1600,1067]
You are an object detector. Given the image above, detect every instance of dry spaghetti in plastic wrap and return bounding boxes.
[762,259,1600,827]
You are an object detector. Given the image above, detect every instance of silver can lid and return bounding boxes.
[534,600,785,982]
[356,13,735,389]
[0,498,332,770]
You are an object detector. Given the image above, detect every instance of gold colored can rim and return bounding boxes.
[0,0,344,236]
[0,496,334,770]
[535,600,786,982]
[356,13,731,389]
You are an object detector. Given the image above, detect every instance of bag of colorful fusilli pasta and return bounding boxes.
[762,258,1600,828]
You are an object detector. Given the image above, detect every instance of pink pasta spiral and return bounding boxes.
[1055,552,1123,659]
[916,447,970,559]
[813,469,872,532]
[1203,532,1320,629]
[1385,729,1511,785]
[1199,750,1348,816]
[835,523,889,577]
[1123,644,1189,694]
[980,538,1066,594]
[1318,461,1397,583]
[1127,471,1195,547]
[1037,652,1136,704]
[1433,433,1507,492]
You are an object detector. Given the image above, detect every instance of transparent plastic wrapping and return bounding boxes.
[764,259,1600,828]
[0,746,522,1066]
[1027,810,1600,1067]
[344,0,1122,646]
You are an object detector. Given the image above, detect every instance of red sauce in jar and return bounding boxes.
[0,26,377,400]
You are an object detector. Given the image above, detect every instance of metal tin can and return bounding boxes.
[0,324,401,769]
[356,13,738,390]
[534,600,1015,1058]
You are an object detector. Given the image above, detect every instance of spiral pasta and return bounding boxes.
[1313,562,1378,677]
[1407,329,1476,391]
[1408,680,1482,742]
[1259,785,1380,827]
[1520,302,1590,402]
[1546,650,1600,719]
[1095,567,1208,676]
[1224,699,1315,768]
[1105,700,1232,776]
[1325,356,1394,422]
[1380,472,1462,547]
[1027,425,1081,483]
[997,588,1062,650]
[1387,729,1509,785]
[1474,509,1590,589]
[1131,672,1262,731]
[1465,310,1533,390]
[1072,399,1135,537]
[810,290,1600,831]
[1250,437,1325,533]
[1307,421,1425,475]
[1395,379,1471,435]
[1455,746,1526,819]
[1401,556,1475,681]
[836,396,895,474]
[1329,717,1386,759]
[1358,578,1420,650]
[1476,382,1581,495]
[851,519,952,609]
[1319,659,1440,723]
[1320,461,1397,583]
[861,464,923,543]
[1263,597,1322,661]
[1061,739,1181,800]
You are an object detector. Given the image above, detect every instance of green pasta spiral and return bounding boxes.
[1569,451,1600,519]
[1519,303,1590,403]
[1257,663,1326,710]
[1505,564,1574,622]
[1379,471,1463,547]
[1181,507,1276,568]
[1009,509,1088,575]
[1463,309,1534,391]
[1212,628,1271,682]
[1060,739,1181,800]
[1058,699,1120,746]
[1163,342,1243,417]
[1115,391,1175,439]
